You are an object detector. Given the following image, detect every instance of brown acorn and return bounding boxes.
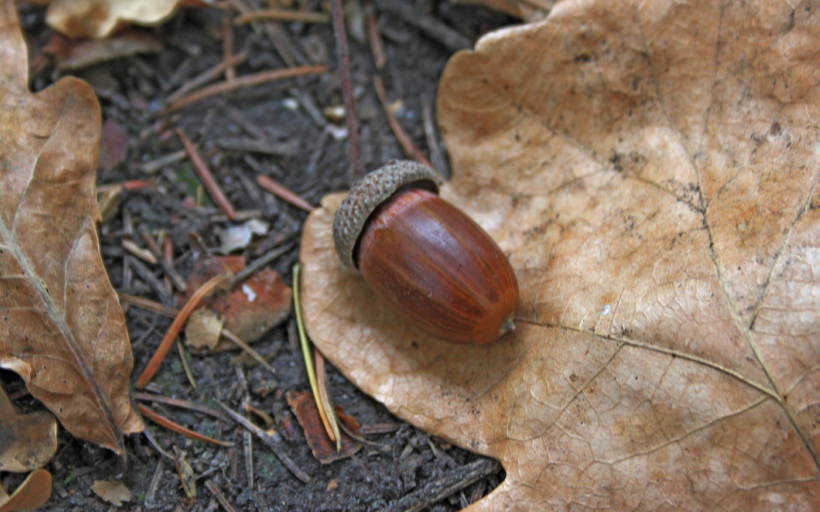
[333,161,519,345]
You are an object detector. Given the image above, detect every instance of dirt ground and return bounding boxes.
[2,1,517,511]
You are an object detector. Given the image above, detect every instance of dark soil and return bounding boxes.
[5,1,517,510]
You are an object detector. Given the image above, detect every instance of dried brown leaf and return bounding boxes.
[184,308,223,351]
[0,387,57,473]
[286,391,361,464]
[46,0,184,39]
[300,0,820,508]
[0,2,142,454]
[0,468,52,512]
[91,480,130,507]
[184,252,292,351]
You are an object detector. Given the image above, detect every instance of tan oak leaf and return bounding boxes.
[0,1,142,455]
[300,0,820,508]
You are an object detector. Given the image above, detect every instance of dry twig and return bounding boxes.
[374,75,434,168]
[136,273,230,388]
[137,404,234,447]
[234,9,330,24]
[178,128,238,220]
[162,65,327,114]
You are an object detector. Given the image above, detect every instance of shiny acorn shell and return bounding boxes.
[332,161,519,344]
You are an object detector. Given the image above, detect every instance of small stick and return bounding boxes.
[256,175,316,213]
[205,480,239,512]
[365,3,386,69]
[117,293,178,317]
[220,329,277,374]
[373,75,434,169]
[228,240,293,287]
[243,429,254,489]
[330,0,364,181]
[140,149,187,174]
[371,0,471,52]
[225,0,308,67]
[421,94,450,178]
[137,404,235,447]
[142,427,174,461]
[217,401,311,483]
[166,52,248,103]
[178,128,238,220]
[122,239,158,265]
[133,392,227,421]
[381,459,500,512]
[127,256,171,301]
[222,17,236,82]
[136,273,230,388]
[145,460,167,508]
[176,339,198,389]
[305,129,330,176]
[162,66,327,114]
[138,226,187,292]
[234,9,330,24]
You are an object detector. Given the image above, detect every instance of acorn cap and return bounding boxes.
[333,161,442,271]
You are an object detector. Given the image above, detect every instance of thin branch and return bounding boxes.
[234,9,330,24]
[136,273,229,388]
[161,65,327,114]
[256,175,316,213]
[137,404,234,447]
[373,75,434,169]
[330,0,365,181]
[217,401,311,483]
[178,128,238,220]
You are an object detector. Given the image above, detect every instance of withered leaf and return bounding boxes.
[286,391,361,464]
[46,0,185,39]
[90,480,130,507]
[0,386,57,473]
[300,0,820,508]
[0,2,142,454]
[184,251,292,352]
[0,468,52,512]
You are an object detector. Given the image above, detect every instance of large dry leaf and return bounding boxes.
[0,2,142,454]
[301,0,820,508]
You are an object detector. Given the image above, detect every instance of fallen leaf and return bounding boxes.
[45,0,184,39]
[0,468,52,512]
[0,386,58,473]
[184,308,223,351]
[300,0,820,508]
[184,251,292,351]
[286,391,361,464]
[0,2,143,454]
[452,0,554,20]
[91,480,130,507]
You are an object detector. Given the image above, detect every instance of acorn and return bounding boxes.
[333,161,519,345]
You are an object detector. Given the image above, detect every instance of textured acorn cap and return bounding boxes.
[334,161,442,271]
